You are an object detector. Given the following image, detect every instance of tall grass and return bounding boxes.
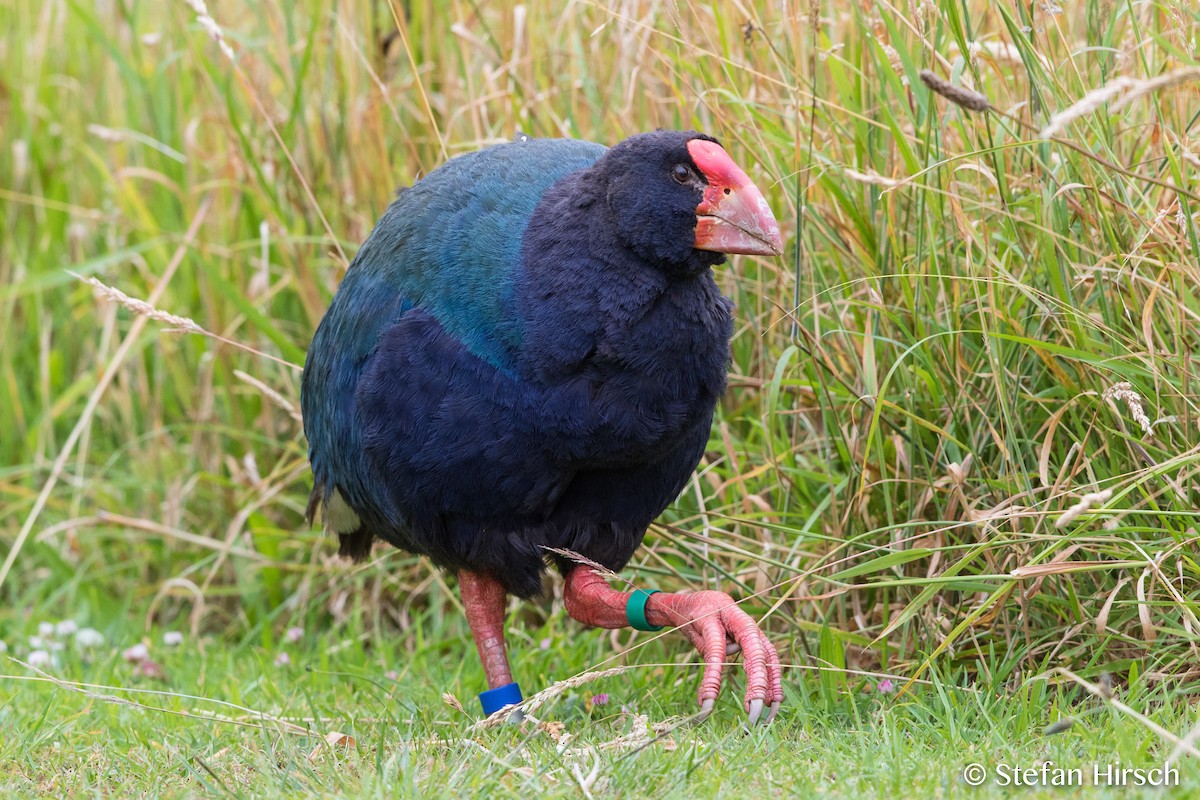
[2,0,1199,739]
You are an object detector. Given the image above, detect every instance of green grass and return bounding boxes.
[1,610,1197,797]
[2,0,1200,796]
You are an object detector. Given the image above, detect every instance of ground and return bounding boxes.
[2,604,1196,797]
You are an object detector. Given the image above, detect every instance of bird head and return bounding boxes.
[595,130,784,273]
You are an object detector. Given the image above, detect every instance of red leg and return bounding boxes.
[459,570,514,690]
[563,565,784,724]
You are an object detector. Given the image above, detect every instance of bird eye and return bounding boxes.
[672,164,691,184]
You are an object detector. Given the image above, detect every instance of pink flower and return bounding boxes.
[274,651,291,666]
[877,679,895,694]
[123,643,150,663]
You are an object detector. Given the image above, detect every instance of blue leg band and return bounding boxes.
[479,682,523,716]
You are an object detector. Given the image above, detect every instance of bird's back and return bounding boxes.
[302,138,606,536]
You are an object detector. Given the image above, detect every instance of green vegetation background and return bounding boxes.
[1,0,1198,796]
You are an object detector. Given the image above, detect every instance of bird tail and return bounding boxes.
[304,485,322,527]
[307,484,376,561]
[336,529,374,561]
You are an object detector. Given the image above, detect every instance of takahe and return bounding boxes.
[301,130,785,723]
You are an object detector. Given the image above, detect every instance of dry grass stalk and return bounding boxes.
[233,370,303,424]
[1109,68,1200,111]
[1102,381,1153,437]
[1050,669,1200,760]
[34,511,263,561]
[72,272,302,372]
[1054,488,1113,529]
[1040,68,1200,138]
[1096,576,1131,635]
[540,546,622,582]
[75,273,204,333]
[919,70,990,112]
[1039,78,1138,138]
[594,715,674,752]
[1136,564,1156,643]
[11,658,311,735]
[86,124,131,143]
[182,0,235,61]
[1010,559,1139,579]
[844,167,902,188]
[470,666,633,729]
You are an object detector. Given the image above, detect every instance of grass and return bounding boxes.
[2,0,1199,796]
[0,617,1196,797]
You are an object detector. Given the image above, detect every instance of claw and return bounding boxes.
[560,571,786,725]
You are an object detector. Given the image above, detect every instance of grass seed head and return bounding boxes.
[182,0,235,61]
[919,70,990,112]
[1055,489,1114,529]
[77,274,203,334]
[1103,381,1153,437]
[1040,68,1200,138]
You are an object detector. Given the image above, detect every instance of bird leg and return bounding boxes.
[563,565,783,724]
[458,570,514,690]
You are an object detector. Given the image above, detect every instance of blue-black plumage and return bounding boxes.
[302,129,788,721]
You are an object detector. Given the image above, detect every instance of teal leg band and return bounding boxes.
[626,588,663,632]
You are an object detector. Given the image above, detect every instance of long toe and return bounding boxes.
[760,631,784,715]
[657,589,784,724]
[716,605,770,713]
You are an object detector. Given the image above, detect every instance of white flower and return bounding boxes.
[54,620,78,637]
[0,640,7,654]
[162,631,184,647]
[28,635,45,650]
[27,650,52,668]
[122,643,149,663]
[285,626,304,643]
[38,622,54,638]
[75,628,105,648]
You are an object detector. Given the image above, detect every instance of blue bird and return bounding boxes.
[301,130,785,723]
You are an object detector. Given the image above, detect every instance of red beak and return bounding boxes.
[688,139,784,257]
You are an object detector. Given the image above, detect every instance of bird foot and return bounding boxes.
[563,567,783,725]
[655,589,784,725]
